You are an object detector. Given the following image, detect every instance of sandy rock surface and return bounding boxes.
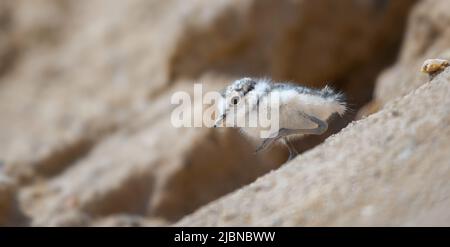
[178,69,450,226]
[0,0,436,226]
[0,174,28,226]
[373,0,450,107]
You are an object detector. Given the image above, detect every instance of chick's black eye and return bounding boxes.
[231,96,239,105]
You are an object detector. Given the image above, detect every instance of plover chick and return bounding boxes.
[214,77,346,161]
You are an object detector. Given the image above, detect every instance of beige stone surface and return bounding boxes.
[0,0,420,226]
[0,174,15,226]
[91,214,168,227]
[0,174,28,226]
[374,0,450,106]
[177,69,450,226]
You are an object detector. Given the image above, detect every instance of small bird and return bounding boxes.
[214,77,346,161]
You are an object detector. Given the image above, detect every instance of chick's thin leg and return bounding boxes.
[284,138,298,161]
[255,113,328,153]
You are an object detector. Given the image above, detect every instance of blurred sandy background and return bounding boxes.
[1,0,449,226]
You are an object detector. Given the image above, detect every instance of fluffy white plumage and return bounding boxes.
[215,77,346,140]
